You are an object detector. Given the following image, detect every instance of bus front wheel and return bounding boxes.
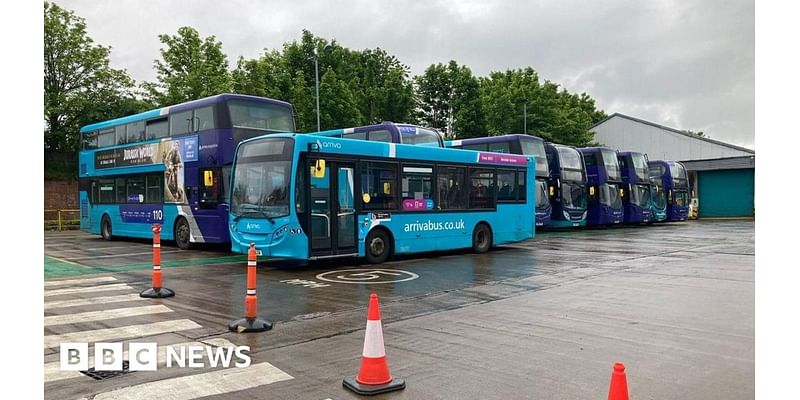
[472,223,492,254]
[174,217,191,250]
[101,215,113,241]
[365,229,391,264]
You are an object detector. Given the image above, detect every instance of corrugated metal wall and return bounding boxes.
[592,116,753,161]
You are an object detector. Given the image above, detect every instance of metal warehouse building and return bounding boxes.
[590,113,755,218]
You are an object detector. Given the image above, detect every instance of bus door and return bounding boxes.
[308,159,357,257]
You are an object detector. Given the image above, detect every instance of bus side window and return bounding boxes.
[146,118,168,140]
[437,166,466,209]
[497,170,515,201]
[368,130,392,143]
[97,128,115,148]
[361,161,397,210]
[469,169,496,209]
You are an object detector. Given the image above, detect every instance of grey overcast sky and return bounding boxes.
[56,0,755,149]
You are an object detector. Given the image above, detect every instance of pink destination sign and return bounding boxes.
[477,153,529,165]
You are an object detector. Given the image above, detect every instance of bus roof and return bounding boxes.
[243,133,535,167]
[448,134,544,146]
[79,93,293,134]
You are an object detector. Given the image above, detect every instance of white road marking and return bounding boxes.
[44,284,135,297]
[44,320,201,349]
[70,250,181,260]
[44,339,237,383]
[44,276,118,288]
[92,362,293,400]
[45,305,173,327]
[45,294,143,310]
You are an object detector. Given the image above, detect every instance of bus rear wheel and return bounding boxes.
[174,217,191,250]
[472,223,492,254]
[101,215,113,241]
[365,229,391,264]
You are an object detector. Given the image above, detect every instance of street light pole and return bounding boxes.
[314,47,321,132]
[523,99,527,134]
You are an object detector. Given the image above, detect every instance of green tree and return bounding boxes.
[144,26,232,106]
[415,61,485,138]
[479,68,604,146]
[318,68,362,130]
[44,1,143,155]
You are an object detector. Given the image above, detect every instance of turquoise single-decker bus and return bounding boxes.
[78,94,295,248]
[228,134,537,263]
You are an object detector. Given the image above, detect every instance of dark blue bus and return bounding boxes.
[648,160,689,222]
[446,134,552,227]
[544,143,587,228]
[78,93,295,248]
[579,147,624,226]
[617,151,652,224]
[313,122,444,147]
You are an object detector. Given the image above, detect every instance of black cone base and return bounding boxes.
[228,317,273,333]
[140,287,175,298]
[343,376,406,396]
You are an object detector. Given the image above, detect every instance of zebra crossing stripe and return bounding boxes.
[45,283,135,297]
[44,338,237,383]
[44,305,173,327]
[44,319,201,349]
[45,294,142,310]
[91,361,293,400]
[44,276,118,288]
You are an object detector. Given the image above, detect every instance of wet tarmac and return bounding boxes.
[44,220,754,399]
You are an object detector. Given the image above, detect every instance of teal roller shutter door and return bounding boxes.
[698,169,754,217]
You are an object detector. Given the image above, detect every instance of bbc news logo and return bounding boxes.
[60,343,251,371]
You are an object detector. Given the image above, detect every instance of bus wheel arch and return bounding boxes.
[100,214,113,241]
[365,227,393,264]
[472,222,493,254]
[174,216,192,250]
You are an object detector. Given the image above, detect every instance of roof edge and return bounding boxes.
[590,113,755,154]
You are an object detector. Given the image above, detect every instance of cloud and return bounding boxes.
[56,0,754,149]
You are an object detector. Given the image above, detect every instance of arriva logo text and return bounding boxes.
[246,223,261,230]
[316,139,342,150]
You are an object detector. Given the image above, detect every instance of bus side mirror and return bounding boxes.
[312,159,326,178]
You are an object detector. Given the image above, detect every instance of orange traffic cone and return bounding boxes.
[140,224,174,298]
[608,362,629,400]
[228,243,272,333]
[343,293,405,396]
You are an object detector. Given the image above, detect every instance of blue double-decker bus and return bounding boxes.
[579,147,624,226]
[78,94,295,248]
[648,160,689,222]
[313,122,444,147]
[544,143,588,228]
[228,134,536,263]
[617,151,652,224]
[445,134,551,227]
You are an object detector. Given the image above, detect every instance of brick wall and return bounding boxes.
[44,180,79,210]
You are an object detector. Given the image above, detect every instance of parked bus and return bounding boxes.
[313,122,444,147]
[648,160,689,222]
[78,93,295,248]
[648,170,668,223]
[617,151,652,224]
[445,134,551,227]
[545,143,588,228]
[228,134,537,263]
[579,147,624,226]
